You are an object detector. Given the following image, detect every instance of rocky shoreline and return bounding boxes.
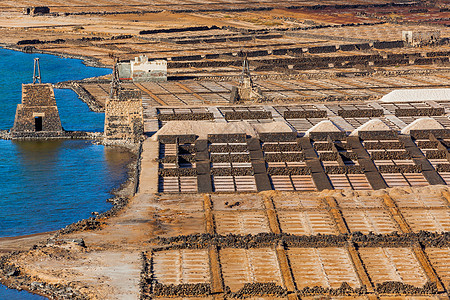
[0,140,142,299]
[0,44,109,69]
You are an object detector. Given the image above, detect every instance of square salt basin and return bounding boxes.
[210,194,264,210]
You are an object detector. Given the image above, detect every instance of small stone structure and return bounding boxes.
[11,83,63,138]
[402,30,441,46]
[230,57,264,102]
[104,89,144,143]
[118,55,167,82]
[23,7,50,15]
[237,76,264,102]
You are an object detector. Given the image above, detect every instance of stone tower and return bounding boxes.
[104,90,144,143]
[230,56,263,103]
[11,83,63,138]
[104,60,144,143]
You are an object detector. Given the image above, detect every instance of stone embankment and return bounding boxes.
[54,81,106,112]
[0,130,105,140]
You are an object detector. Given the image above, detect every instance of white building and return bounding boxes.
[402,30,441,46]
[118,55,167,82]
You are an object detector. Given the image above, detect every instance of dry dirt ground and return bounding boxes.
[1,0,449,74]
[2,1,450,299]
[0,139,160,299]
[2,138,450,299]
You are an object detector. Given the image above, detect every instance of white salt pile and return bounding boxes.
[350,119,391,136]
[401,117,444,134]
[304,120,343,137]
[380,89,450,102]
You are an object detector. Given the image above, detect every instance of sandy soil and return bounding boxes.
[0,232,56,254]
[1,136,450,299]
[0,139,159,299]
[1,2,450,299]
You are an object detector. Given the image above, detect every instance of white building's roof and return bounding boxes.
[380,89,450,102]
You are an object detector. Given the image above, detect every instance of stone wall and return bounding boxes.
[22,84,57,106]
[23,6,50,15]
[104,89,144,143]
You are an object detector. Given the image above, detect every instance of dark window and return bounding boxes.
[35,117,43,131]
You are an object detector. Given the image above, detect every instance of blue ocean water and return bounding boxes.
[0,139,132,237]
[0,285,47,300]
[0,48,111,130]
[0,48,130,299]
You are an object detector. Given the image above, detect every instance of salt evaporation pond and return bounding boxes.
[0,48,131,299]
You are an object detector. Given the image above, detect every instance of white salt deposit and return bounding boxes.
[401,117,444,134]
[152,120,293,140]
[350,119,391,136]
[304,120,343,137]
[380,89,450,102]
[252,121,293,133]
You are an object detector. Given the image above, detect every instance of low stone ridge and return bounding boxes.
[425,150,447,159]
[211,167,253,176]
[364,141,405,149]
[210,153,250,162]
[313,142,334,151]
[157,112,214,121]
[358,130,398,140]
[152,233,349,249]
[370,150,411,160]
[284,110,327,118]
[158,168,196,177]
[152,283,211,297]
[230,283,287,298]
[324,165,365,174]
[436,164,450,172]
[210,144,248,152]
[258,132,297,142]
[262,143,302,152]
[395,107,445,117]
[377,164,422,173]
[297,282,367,296]
[267,166,311,175]
[410,129,450,139]
[224,111,272,120]
[338,108,384,118]
[375,282,437,295]
[319,152,340,161]
[153,231,450,250]
[264,152,304,162]
[416,140,439,148]
[158,134,197,144]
